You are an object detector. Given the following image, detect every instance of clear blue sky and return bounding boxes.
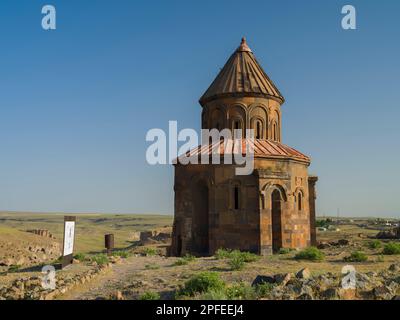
[0,0,399,217]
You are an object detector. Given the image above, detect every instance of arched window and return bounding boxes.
[273,122,277,141]
[256,120,262,139]
[232,119,243,139]
[234,185,240,210]
[297,192,302,211]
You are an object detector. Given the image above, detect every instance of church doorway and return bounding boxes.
[192,181,209,255]
[271,189,283,252]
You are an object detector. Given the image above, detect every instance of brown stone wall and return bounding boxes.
[171,163,260,256]
[171,157,312,256]
[256,158,311,253]
[201,96,282,142]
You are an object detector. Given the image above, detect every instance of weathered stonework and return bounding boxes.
[170,38,318,256]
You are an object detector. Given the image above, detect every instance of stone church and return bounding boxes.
[170,38,318,256]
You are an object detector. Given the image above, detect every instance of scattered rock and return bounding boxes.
[337,239,350,246]
[115,290,125,300]
[388,264,400,272]
[338,288,356,300]
[296,293,313,300]
[274,273,292,286]
[296,268,311,280]
[321,288,338,300]
[252,275,275,286]
[373,286,394,300]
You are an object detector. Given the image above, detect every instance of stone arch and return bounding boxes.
[228,104,247,136]
[209,107,225,131]
[271,188,283,252]
[271,110,281,141]
[229,179,242,211]
[249,105,269,139]
[261,183,288,202]
[294,187,305,212]
[190,175,210,255]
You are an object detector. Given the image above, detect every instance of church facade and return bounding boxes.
[170,38,318,256]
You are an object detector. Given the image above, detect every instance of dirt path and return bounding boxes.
[58,256,177,300]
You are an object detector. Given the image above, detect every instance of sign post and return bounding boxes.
[62,216,76,269]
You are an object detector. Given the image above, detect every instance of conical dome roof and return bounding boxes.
[199,38,284,106]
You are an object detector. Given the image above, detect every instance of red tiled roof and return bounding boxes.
[178,139,310,164]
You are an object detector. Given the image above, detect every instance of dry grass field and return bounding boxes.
[0,212,399,300]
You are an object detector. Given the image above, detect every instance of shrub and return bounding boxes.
[145,263,160,270]
[316,219,331,228]
[225,282,257,300]
[174,259,189,266]
[113,251,130,258]
[343,251,368,262]
[142,247,158,256]
[228,255,245,271]
[255,282,275,298]
[73,253,86,261]
[7,265,21,273]
[237,251,259,263]
[216,249,258,261]
[91,254,109,266]
[174,254,196,266]
[295,247,324,261]
[181,272,225,296]
[182,254,196,262]
[139,291,160,300]
[197,289,227,300]
[382,242,400,255]
[367,240,382,249]
[278,248,292,255]
[215,248,232,259]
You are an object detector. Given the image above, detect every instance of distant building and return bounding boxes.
[170,38,318,256]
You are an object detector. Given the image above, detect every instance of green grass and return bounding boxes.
[112,250,130,258]
[295,247,325,261]
[382,242,400,255]
[179,272,225,297]
[142,247,158,256]
[225,282,257,300]
[174,254,196,266]
[91,253,109,266]
[278,248,292,255]
[228,255,246,271]
[367,240,382,249]
[145,263,160,270]
[0,212,172,254]
[139,291,160,300]
[215,248,259,270]
[73,253,87,261]
[7,265,21,273]
[343,251,368,262]
[195,282,275,300]
[215,248,233,259]
[255,282,275,298]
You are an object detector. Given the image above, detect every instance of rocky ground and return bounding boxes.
[0,219,399,300]
[0,227,61,269]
